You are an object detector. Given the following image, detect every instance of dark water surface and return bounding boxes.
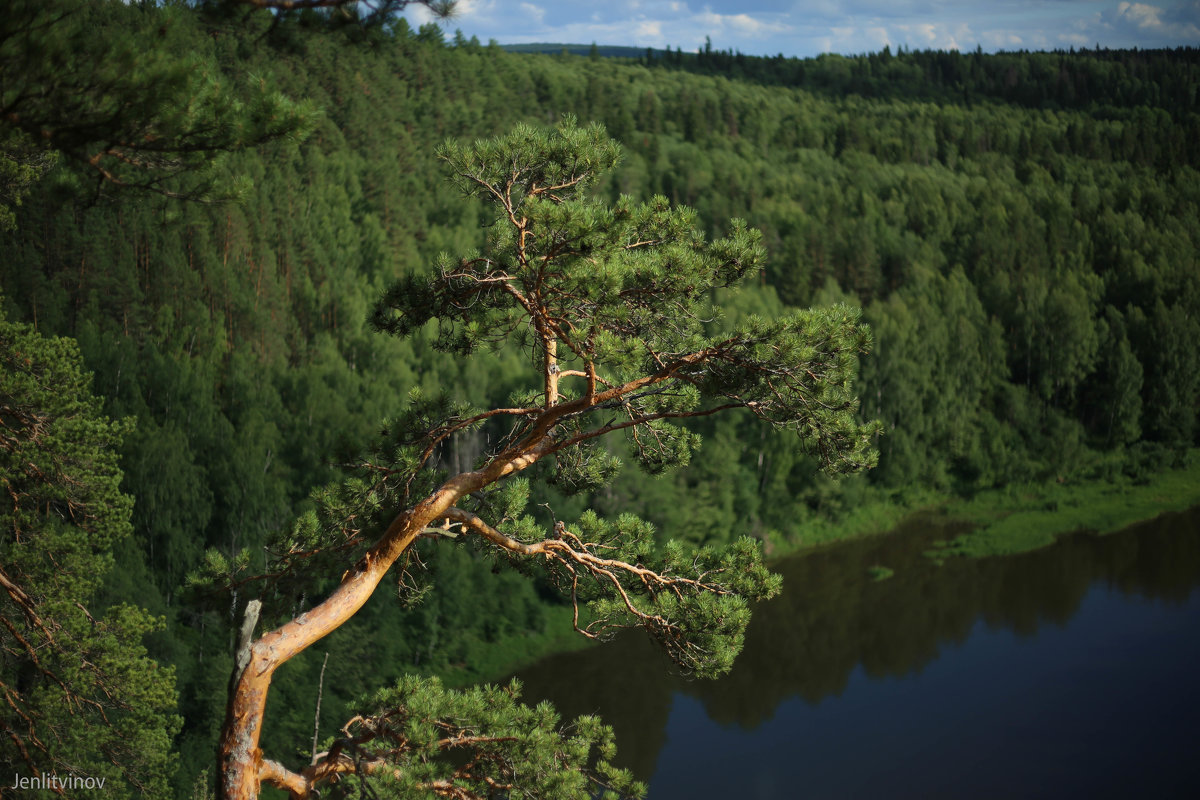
[509,506,1200,799]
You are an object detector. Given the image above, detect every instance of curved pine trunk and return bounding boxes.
[216,448,549,799]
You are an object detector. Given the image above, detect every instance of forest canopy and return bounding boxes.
[0,2,1197,796]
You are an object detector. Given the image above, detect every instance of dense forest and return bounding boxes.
[2,2,1198,796]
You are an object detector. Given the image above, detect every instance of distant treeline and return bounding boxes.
[508,39,1199,120]
[1,7,1196,795]
[650,40,1198,118]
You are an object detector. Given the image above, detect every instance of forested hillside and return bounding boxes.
[1,4,1197,795]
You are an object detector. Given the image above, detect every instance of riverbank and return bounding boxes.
[438,452,1200,687]
[930,452,1200,558]
[764,449,1200,562]
[506,502,1200,800]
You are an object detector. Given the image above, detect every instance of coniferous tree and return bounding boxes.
[0,310,180,797]
[4,18,1197,794]
[0,0,316,211]
[210,117,879,799]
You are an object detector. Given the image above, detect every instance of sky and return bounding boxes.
[406,1,1200,58]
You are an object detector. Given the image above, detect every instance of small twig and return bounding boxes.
[311,652,330,765]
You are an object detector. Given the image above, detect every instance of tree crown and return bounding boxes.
[209,118,880,799]
[231,118,879,671]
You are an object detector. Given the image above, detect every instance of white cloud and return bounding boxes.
[519,2,546,24]
[411,0,495,25]
[980,29,1024,49]
[1057,31,1091,46]
[731,12,789,34]
[1117,2,1166,29]
[407,3,435,24]
[1090,1,1200,46]
[891,20,970,49]
[697,9,791,36]
[864,26,891,48]
[635,20,665,38]
[1114,1,1200,38]
[485,4,795,51]
[412,1,1200,59]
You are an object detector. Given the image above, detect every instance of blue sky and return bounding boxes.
[407,1,1200,58]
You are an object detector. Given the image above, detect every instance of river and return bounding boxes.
[508,505,1200,799]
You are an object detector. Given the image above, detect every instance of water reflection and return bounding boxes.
[508,506,1200,789]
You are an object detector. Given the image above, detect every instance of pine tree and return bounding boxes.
[0,0,316,211]
[210,118,879,799]
[0,310,180,797]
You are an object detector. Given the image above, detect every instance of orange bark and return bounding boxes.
[217,345,709,798]
[217,438,556,798]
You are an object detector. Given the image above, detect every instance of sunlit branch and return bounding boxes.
[441,508,735,639]
[547,403,745,455]
[411,406,540,478]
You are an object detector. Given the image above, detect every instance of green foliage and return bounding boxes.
[0,11,1196,795]
[343,121,870,689]
[186,117,815,798]
[375,118,753,362]
[0,310,179,797]
[697,306,881,474]
[236,120,809,698]
[375,118,877,493]
[548,432,625,493]
[0,136,56,231]
[928,451,1200,559]
[330,676,642,799]
[567,519,781,678]
[0,0,315,208]
[866,565,894,582]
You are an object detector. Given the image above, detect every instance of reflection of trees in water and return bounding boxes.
[512,632,676,780]
[510,506,1200,780]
